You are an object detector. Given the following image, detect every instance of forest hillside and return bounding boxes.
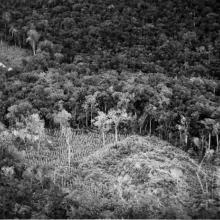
[0,0,220,77]
[0,0,220,219]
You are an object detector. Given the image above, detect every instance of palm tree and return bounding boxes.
[2,12,11,40]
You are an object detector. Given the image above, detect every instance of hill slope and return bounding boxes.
[0,125,218,218]
[58,135,216,219]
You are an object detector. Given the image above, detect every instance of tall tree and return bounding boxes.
[26,29,40,55]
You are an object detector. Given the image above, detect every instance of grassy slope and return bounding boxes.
[75,135,214,218]
[24,133,215,219]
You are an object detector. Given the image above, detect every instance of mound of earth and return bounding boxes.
[62,135,212,219]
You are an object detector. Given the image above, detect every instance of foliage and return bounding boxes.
[26,29,40,55]
[93,108,132,145]
[1,0,220,218]
[0,41,29,68]
[1,107,219,219]
[107,108,132,144]
[12,113,45,151]
[0,0,219,78]
[1,65,219,156]
[0,0,219,156]
[93,111,111,146]
[53,108,71,128]
[0,129,61,218]
[6,101,34,126]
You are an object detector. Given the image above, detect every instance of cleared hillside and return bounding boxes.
[1,116,219,218]
[68,135,217,219]
[24,132,217,219]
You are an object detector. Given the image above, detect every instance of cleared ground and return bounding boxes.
[24,131,127,189]
[23,132,218,218]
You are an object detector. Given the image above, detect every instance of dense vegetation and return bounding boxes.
[0,0,220,77]
[0,0,220,218]
[0,44,219,155]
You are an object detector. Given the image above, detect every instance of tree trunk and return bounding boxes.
[179,132,182,144]
[90,106,93,127]
[18,36,21,48]
[185,133,188,146]
[68,143,71,168]
[149,118,152,136]
[74,106,77,123]
[115,125,118,145]
[217,135,219,152]
[32,41,36,55]
[201,135,205,149]
[37,141,40,153]
[62,127,71,168]
[85,111,88,127]
[66,134,71,168]
[5,24,7,40]
[208,133,211,150]
[102,130,105,147]
[104,103,107,113]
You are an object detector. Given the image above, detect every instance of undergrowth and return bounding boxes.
[0,41,29,68]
